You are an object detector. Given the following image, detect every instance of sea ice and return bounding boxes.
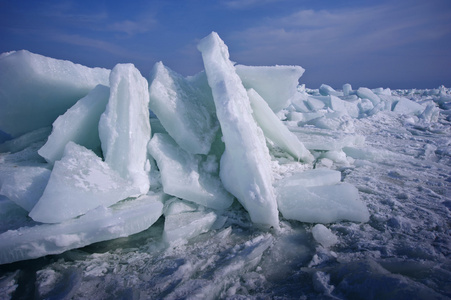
[319,84,343,97]
[98,64,151,194]
[247,88,313,162]
[0,127,51,154]
[198,32,279,228]
[276,168,341,188]
[329,95,360,118]
[163,197,198,216]
[0,165,51,212]
[148,62,219,155]
[0,50,109,138]
[277,182,370,223]
[148,133,233,210]
[38,85,109,164]
[356,87,380,106]
[236,64,305,113]
[163,210,218,245]
[29,142,140,223]
[312,224,338,248]
[0,193,164,264]
[392,97,425,115]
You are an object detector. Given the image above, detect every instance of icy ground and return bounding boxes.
[0,88,449,299]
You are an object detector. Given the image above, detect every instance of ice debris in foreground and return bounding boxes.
[12,31,451,264]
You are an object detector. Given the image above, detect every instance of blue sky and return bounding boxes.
[1,0,450,89]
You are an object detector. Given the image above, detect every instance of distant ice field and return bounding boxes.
[0,32,450,299]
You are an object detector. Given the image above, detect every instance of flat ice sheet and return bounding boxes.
[0,193,163,265]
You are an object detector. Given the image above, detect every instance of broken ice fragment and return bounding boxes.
[29,142,140,223]
[163,210,217,245]
[198,32,279,228]
[248,88,313,162]
[0,193,164,264]
[392,97,425,115]
[236,64,305,113]
[148,133,233,210]
[0,50,109,138]
[38,85,109,164]
[148,62,219,155]
[276,168,341,188]
[99,64,151,194]
[356,87,380,106]
[277,182,370,224]
[312,224,338,248]
[0,165,51,212]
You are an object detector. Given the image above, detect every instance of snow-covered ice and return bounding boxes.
[0,32,450,299]
[29,142,140,223]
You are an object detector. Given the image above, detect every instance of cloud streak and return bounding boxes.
[226,1,451,87]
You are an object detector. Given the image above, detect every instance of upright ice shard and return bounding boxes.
[247,88,314,162]
[149,62,219,154]
[38,85,110,164]
[198,32,279,228]
[0,50,110,137]
[99,64,151,194]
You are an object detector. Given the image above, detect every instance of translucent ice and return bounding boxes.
[148,62,219,154]
[99,64,151,194]
[248,88,313,162]
[38,85,109,164]
[0,50,109,137]
[236,64,305,113]
[163,197,198,216]
[198,32,279,228]
[277,183,370,224]
[312,224,338,248]
[356,87,380,106]
[29,142,140,223]
[148,133,233,210]
[0,193,163,264]
[0,165,51,212]
[319,84,343,97]
[163,210,218,245]
[276,168,341,188]
[392,97,425,115]
[329,95,360,118]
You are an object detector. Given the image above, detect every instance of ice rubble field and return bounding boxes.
[0,32,450,299]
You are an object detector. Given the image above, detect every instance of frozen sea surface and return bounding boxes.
[0,37,450,299]
[1,89,450,299]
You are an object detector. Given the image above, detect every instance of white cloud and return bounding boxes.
[222,0,288,10]
[228,1,451,65]
[108,17,157,36]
